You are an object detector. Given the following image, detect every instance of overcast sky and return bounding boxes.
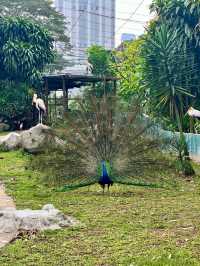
[116,0,153,45]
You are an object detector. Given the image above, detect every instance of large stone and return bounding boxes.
[0,133,21,151]
[0,204,78,237]
[0,124,64,153]
[20,124,51,153]
[0,183,79,248]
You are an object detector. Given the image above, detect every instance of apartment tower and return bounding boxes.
[55,0,116,63]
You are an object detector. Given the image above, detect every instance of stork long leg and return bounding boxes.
[39,110,41,124]
[41,111,43,124]
[39,110,40,124]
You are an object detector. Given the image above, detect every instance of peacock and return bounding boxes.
[98,161,113,192]
[31,95,172,192]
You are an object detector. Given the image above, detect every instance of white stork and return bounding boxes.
[187,107,200,118]
[32,94,46,124]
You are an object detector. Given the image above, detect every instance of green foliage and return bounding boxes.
[142,24,198,130]
[0,16,54,85]
[87,45,113,76]
[0,80,33,128]
[140,0,200,175]
[0,0,69,48]
[151,0,200,47]
[147,0,200,133]
[141,24,196,175]
[86,45,116,97]
[115,38,145,100]
[0,16,54,125]
[0,0,71,72]
[170,133,195,176]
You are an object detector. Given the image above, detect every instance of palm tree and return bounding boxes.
[150,0,200,132]
[142,24,196,175]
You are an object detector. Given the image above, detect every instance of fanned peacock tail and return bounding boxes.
[30,95,173,191]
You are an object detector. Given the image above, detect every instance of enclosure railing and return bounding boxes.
[161,129,200,160]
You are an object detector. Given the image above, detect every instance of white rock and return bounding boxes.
[0,133,21,151]
[42,204,56,211]
[0,204,77,234]
[20,124,51,153]
[0,124,65,153]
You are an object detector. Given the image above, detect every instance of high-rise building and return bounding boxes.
[54,0,116,64]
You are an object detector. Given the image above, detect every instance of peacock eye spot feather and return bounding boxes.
[32,95,174,192]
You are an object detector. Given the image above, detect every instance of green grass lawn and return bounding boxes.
[0,132,9,136]
[1,151,200,265]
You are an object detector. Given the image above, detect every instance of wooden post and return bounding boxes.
[113,80,117,95]
[103,76,106,95]
[49,95,51,123]
[92,82,95,90]
[54,91,57,121]
[44,78,49,117]
[62,76,68,115]
[66,87,69,111]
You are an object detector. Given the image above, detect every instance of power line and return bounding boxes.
[115,0,146,34]
[65,18,146,49]
[57,6,149,25]
[54,0,149,62]
[56,2,150,38]
[67,19,145,34]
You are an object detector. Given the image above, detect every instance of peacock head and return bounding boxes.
[101,160,106,167]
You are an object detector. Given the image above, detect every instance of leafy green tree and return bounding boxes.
[0,17,54,128]
[141,0,200,175]
[0,0,71,72]
[151,0,200,46]
[0,0,69,48]
[87,45,113,76]
[149,0,200,132]
[142,25,196,175]
[0,16,54,85]
[142,25,197,131]
[0,81,33,129]
[115,38,144,101]
[86,45,115,97]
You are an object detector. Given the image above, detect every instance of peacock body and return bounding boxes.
[98,161,113,192]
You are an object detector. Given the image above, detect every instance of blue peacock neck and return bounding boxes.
[101,161,109,177]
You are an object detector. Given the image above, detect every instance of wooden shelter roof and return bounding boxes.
[43,73,118,91]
